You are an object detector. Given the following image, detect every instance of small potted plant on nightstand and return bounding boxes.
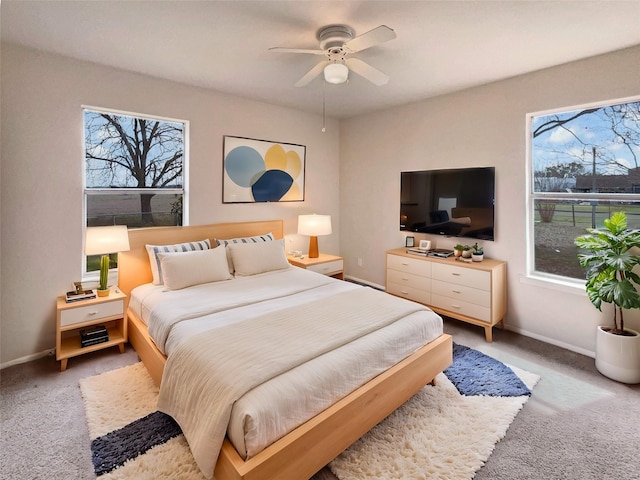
[454,243,464,257]
[472,243,484,262]
[575,211,640,384]
[97,255,110,297]
[461,245,472,258]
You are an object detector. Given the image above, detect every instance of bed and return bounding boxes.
[118,220,453,480]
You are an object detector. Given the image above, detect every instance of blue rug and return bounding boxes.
[444,342,532,397]
[91,411,181,476]
[81,343,538,479]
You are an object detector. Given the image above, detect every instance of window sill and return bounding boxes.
[520,273,586,296]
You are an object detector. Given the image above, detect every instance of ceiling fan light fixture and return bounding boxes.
[324,63,349,84]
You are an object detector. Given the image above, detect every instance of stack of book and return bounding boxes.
[65,289,96,303]
[80,325,109,348]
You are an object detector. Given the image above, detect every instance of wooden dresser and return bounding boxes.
[386,248,507,342]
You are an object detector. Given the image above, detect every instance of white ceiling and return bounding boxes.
[2,1,639,119]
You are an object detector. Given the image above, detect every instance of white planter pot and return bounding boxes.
[595,326,640,384]
[472,253,483,262]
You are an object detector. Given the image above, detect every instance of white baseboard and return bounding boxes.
[503,324,595,358]
[1,348,54,370]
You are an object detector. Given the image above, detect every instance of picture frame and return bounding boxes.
[222,136,306,203]
[405,236,415,248]
[419,239,432,250]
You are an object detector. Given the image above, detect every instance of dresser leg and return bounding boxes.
[60,358,68,371]
[484,326,493,343]
[118,343,125,354]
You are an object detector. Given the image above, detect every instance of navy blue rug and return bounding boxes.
[86,342,532,477]
[444,342,531,397]
[91,411,181,476]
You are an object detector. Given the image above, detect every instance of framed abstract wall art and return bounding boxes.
[222,136,306,203]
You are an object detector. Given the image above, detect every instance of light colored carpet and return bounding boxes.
[80,357,537,479]
[4,321,639,480]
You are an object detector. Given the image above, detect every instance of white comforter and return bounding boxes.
[130,268,443,478]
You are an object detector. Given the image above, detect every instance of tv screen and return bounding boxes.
[400,167,495,241]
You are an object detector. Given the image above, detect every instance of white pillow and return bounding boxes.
[215,232,275,273]
[158,246,232,290]
[146,239,211,285]
[228,239,290,276]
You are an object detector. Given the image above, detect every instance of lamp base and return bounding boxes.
[308,236,319,258]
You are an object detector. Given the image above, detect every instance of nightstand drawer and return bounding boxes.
[307,259,343,276]
[60,300,124,327]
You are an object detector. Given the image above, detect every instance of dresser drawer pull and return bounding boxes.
[400,290,409,295]
[401,277,409,281]
[451,273,461,276]
[401,262,409,266]
[88,311,98,315]
[451,304,462,309]
[452,290,461,294]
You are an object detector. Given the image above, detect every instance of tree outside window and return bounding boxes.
[530,99,640,280]
[84,108,186,271]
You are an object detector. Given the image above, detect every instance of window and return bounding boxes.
[528,97,640,281]
[84,107,187,272]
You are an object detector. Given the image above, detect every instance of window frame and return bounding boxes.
[82,105,189,280]
[525,95,640,287]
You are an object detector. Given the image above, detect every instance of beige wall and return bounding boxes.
[1,43,340,366]
[3,42,639,365]
[339,45,640,355]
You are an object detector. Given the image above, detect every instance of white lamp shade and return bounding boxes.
[298,214,332,236]
[85,225,130,256]
[324,63,349,84]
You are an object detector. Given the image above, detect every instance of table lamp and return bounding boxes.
[298,214,332,258]
[84,225,130,296]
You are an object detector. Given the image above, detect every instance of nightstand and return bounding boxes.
[287,253,344,279]
[55,290,127,371]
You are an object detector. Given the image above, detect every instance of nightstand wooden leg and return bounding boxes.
[60,358,68,372]
[118,343,125,354]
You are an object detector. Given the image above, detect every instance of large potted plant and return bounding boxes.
[575,212,640,384]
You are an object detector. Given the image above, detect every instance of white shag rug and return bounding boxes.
[329,365,539,480]
[80,361,538,480]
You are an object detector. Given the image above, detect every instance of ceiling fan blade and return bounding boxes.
[344,25,396,53]
[295,60,329,87]
[345,58,390,86]
[268,47,324,55]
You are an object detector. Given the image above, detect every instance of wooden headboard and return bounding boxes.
[117,220,284,297]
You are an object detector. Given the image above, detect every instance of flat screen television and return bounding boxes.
[400,167,495,241]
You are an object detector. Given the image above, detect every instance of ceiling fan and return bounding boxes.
[269,24,396,87]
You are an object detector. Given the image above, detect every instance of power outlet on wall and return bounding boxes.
[357,257,363,267]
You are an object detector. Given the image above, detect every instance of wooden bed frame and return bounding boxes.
[118,220,453,480]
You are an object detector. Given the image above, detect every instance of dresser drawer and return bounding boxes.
[386,282,431,305]
[430,295,491,322]
[307,259,343,276]
[60,300,124,327]
[387,268,431,291]
[432,263,490,290]
[432,280,490,307]
[387,254,432,277]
